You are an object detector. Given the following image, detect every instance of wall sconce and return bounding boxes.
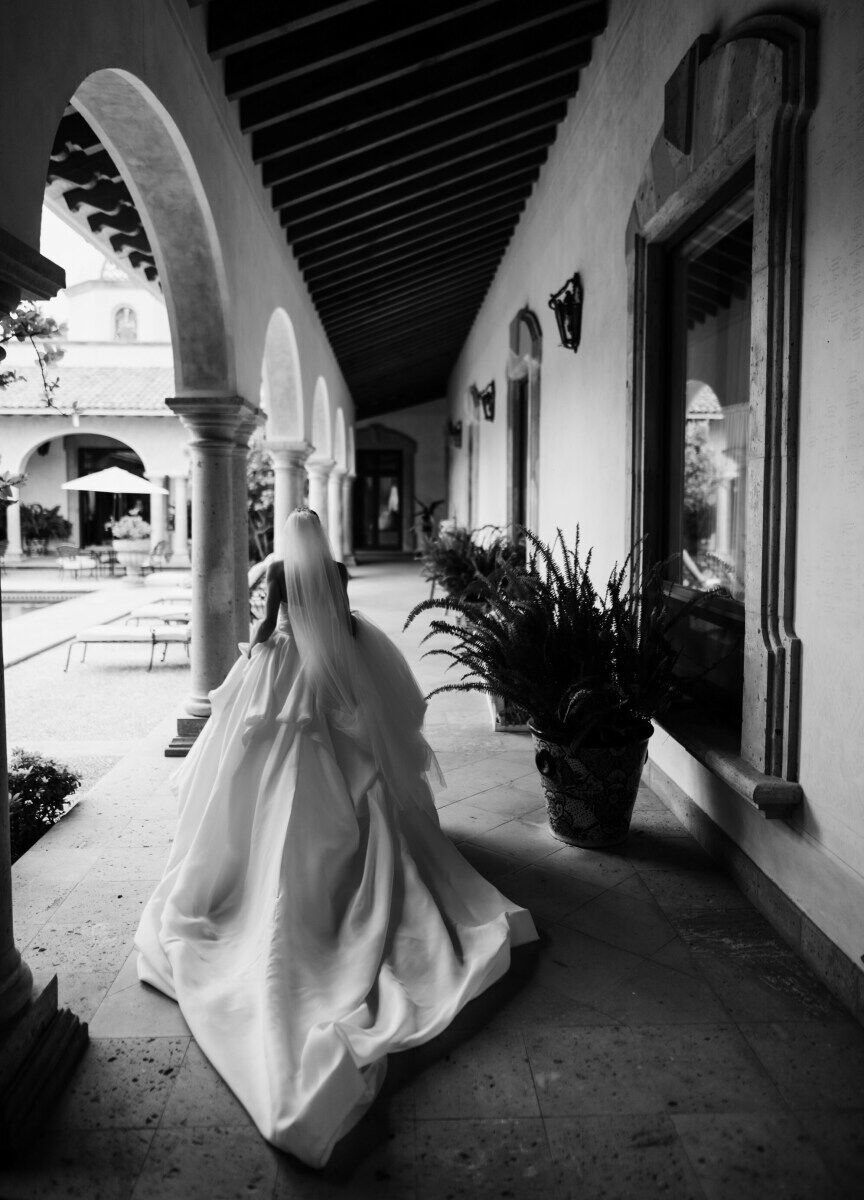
[447,419,463,449]
[469,381,496,422]
[548,271,584,352]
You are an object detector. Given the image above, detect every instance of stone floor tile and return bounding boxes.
[691,948,846,1023]
[739,1020,864,1110]
[648,937,704,978]
[592,958,730,1025]
[158,1039,254,1130]
[483,974,619,1033]
[673,1111,838,1200]
[130,1126,279,1199]
[545,1113,704,1200]
[24,922,134,1022]
[0,1128,153,1200]
[528,921,644,1005]
[10,876,79,944]
[622,833,717,872]
[798,1110,864,1197]
[527,1024,785,1117]
[542,845,638,891]
[415,1118,554,1200]
[466,813,561,864]
[48,877,158,934]
[637,866,750,917]
[627,797,690,837]
[275,1118,416,1199]
[405,1028,540,1119]
[495,863,604,922]
[436,800,511,840]
[559,880,677,956]
[48,1036,189,1131]
[452,841,522,884]
[90,977,191,1038]
[469,781,546,819]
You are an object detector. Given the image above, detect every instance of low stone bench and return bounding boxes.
[64,624,191,672]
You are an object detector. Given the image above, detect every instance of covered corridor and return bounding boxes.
[4,563,863,1198]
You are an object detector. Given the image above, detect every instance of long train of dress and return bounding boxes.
[135,608,537,1167]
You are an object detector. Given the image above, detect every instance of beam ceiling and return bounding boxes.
[190,0,608,418]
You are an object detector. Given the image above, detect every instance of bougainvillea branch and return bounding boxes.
[0,301,66,411]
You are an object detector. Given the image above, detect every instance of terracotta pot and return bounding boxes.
[529,721,652,848]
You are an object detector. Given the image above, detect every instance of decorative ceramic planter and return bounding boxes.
[112,537,150,575]
[529,721,652,848]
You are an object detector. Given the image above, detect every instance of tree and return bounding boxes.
[246,448,274,561]
[0,302,65,407]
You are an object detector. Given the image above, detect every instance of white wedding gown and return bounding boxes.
[135,604,537,1167]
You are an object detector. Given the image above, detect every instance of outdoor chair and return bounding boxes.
[142,539,172,573]
[64,623,191,672]
[126,602,191,626]
[56,544,98,580]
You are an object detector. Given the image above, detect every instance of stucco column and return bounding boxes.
[170,474,190,567]
[233,412,265,646]
[3,488,23,562]
[328,466,346,561]
[268,439,312,537]
[167,397,257,718]
[341,473,356,564]
[0,490,32,1022]
[146,474,168,552]
[307,458,334,531]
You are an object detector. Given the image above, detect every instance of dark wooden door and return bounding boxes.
[355,449,403,550]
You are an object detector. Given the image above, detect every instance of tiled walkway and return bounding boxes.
[5,563,864,1199]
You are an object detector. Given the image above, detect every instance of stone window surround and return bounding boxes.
[626,14,816,816]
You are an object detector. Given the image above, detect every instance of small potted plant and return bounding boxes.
[406,529,707,847]
[107,513,152,574]
[20,502,72,555]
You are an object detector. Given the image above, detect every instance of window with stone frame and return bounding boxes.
[626,16,815,812]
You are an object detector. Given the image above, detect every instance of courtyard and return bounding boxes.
[2,562,862,1199]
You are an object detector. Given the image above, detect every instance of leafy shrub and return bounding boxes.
[20,502,73,549]
[419,522,526,605]
[8,750,81,863]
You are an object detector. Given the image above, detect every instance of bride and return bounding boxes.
[135,508,537,1167]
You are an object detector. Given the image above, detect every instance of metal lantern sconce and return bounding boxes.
[548,271,584,352]
[447,419,463,449]
[469,381,496,422]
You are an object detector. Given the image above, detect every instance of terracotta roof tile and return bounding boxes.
[0,366,175,414]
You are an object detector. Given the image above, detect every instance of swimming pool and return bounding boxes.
[1,592,83,621]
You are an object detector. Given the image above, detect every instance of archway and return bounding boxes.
[506,307,542,534]
[260,308,303,439]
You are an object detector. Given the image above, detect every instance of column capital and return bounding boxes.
[166,395,259,446]
[235,408,266,451]
[329,463,348,482]
[306,456,335,479]
[266,439,313,468]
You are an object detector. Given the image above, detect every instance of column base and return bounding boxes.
[0,975,88,1151]
[165,714,208,757]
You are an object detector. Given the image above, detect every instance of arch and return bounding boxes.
[259,308,303,440]
[15,426,156,479]
[310,376,332,461]
[333,408,347,471]
[506,306,542,534]
[70,69,234,395]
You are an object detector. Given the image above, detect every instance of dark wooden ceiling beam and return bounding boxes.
[278,138,549,236]
[262,74,573,189]
[311,227,512,307]
[290,171,535,260]
[349,354,460,392]
[315,248,503,321]
[230,0,581,103]
[328,294,484,352]
[335,320,473,366]
[321,272,493,338]
[252,49,581,164]
[239,4,603,131]
[324,278,490,341]
[208,0,380,59]
[352,372,452,408]
[224,0,503,97]
[268,103,566,212]
[304,208,521,289]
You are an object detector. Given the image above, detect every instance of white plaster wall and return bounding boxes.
[447,0,864,965]
[1,414,188,478]
[358,398,449,518]
[0,0,353,452]
[53,279,171,345]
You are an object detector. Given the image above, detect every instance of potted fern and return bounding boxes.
[406,529,703,847]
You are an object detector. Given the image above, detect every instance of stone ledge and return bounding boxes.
[657,711,802,818]
[646,758,864,1027]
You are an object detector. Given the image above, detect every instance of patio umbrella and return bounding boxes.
[62,466,168,495]
[62,466,169,530]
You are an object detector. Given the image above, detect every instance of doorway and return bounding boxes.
[356,448,403,551]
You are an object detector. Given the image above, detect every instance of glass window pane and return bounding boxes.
[676,195,753,604]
